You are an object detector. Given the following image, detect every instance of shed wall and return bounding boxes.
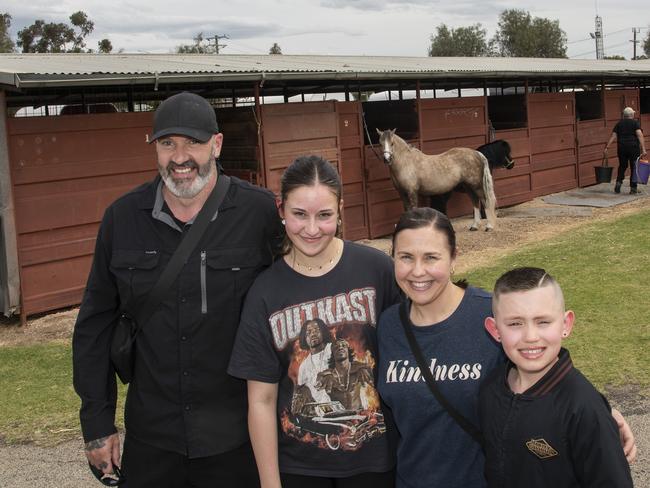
[4,89,638,318]
[7,112,156,315]
[0,91,20,316]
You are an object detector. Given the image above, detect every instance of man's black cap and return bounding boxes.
[149,92,219,143]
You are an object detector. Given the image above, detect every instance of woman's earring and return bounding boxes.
[337,218,342,226]
[281,219,286,226]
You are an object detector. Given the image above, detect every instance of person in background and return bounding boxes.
[73,92,281,487]
[480,267,633,488]
[604,106,647,194]
[229,155,400,488]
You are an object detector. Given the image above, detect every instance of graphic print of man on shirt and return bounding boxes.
[291,319,332,413]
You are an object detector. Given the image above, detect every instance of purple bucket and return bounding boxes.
[636,158,650,185]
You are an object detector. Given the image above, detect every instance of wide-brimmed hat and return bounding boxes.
[149,92,219,143]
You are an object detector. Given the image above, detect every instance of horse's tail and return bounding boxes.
[480,152,497,212]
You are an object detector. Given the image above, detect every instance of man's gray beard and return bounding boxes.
[159,158,216,199]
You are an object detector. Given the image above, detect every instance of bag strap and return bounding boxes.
[131,174,231,329]
[398,301,485,446]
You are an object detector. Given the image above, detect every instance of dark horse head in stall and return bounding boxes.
[476,140,514,170]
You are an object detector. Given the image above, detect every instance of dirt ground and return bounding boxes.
[0,188,649,486]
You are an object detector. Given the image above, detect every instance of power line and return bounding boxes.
[568,27,642,45]
[205,34,229,54]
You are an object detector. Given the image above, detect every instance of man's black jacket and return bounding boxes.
[73,175,282,458]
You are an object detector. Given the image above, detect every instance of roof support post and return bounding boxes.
[601,77,606,120]
[253,82,266,187]
[127,86,134,112]
[0,90,22,320]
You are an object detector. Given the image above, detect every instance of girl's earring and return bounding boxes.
[338,219,342,226]
[281,219,286,225]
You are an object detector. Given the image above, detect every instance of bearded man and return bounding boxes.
[73,92,281,487]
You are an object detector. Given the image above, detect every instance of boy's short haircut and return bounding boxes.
[493,267,564,307]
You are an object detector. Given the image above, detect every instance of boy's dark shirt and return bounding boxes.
[73,175,282,458]
[478,348,633,488]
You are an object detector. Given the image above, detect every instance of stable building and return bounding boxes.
[1,53,649,321]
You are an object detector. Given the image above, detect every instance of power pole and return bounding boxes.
[631,28,640,60]
[594,15,604,59]
[206,34,228,54]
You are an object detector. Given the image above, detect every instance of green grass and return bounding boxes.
[1,209,649,445]
[0,343,125,445]
[463,208,650,391]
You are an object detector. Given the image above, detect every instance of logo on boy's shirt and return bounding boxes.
[384,358,482,383]
[269,288,377,351]
[526,438,559,459]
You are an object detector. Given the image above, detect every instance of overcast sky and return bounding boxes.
[2,0,648,59]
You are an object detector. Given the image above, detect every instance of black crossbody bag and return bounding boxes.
[398,301,485,446]
[110,175,231,384]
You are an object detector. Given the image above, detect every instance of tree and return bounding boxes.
[177,32,216,54]
[644,29,650,58]
[428,23,490,57]
[269,42,282,54]
[68,11,94,52]
[492,9,567,58]
[604,55,625,60]
[1,13,15,52]
[98,38,113,53]
[16,10,96,53]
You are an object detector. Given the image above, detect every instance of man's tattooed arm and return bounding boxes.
[85,435,110,451]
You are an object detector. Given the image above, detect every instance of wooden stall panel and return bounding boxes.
[528,94,575,128]
[578,119,609,187]
[7,112,157,316]
[364,147,403,238]
[337,101,369,240]
[642,114,650,152]
[604,89,640,123]
[218,106,260,183]
[419,97,487,148]
[492,128,532,207]
[262,101,339,195]
[528,93,577,196]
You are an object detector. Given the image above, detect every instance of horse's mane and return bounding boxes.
[391,132,420,155]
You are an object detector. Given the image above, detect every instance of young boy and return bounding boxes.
[479,267,633,488]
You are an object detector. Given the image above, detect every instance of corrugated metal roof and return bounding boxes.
[1,53,649,88]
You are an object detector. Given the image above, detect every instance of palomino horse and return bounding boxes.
[377,129,498,231]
